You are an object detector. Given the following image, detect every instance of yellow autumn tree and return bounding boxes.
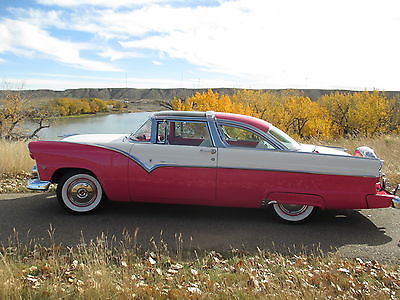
[231,90,334,139]
[283,96,335,139]
[49,97,122,116]
[319,91,393,137]
[171,89,254,115]
[171,88,399,140]
[231,89,274,119]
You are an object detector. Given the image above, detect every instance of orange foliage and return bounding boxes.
[172,89,398,140]
[171,89,253,115]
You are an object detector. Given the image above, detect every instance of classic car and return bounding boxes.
[27,111,400,222]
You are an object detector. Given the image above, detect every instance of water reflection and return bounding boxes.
[28,112,153,140]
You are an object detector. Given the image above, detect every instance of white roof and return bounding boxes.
[154,111,209,118]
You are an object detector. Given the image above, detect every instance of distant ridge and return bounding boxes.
[1,88,400,103]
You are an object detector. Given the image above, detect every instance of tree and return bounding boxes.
[0,92,55,140]
[283,96,334,139]
[231,90,334,139]
[171,89,253,115]
[27,107,52,139]
[320,91,393,137]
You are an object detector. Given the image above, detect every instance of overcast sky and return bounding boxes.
[0,0,399,91]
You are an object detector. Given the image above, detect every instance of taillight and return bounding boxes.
[354,146,378,159]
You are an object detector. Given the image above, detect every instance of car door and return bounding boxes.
[215,123,279,208]
[128,119,217,205]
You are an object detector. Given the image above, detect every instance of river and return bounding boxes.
[29,112,153,140]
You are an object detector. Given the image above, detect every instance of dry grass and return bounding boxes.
[0,140,33,193]
[0,231,398,299]
[0,140,34,175]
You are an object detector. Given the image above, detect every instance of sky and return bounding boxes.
[0,0,400,91]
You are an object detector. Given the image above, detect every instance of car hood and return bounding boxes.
[62,134,127,144]
[299,143,350,156]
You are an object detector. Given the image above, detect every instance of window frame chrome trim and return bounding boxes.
[215,120,286,150]
[152,117,216,148]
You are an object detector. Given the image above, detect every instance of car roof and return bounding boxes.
[153,110,271,131]
[215,112,271,132]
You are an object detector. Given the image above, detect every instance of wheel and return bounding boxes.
[56,172,104,214]
[272,203,315,223]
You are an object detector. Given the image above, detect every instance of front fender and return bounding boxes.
[28,141,130,201]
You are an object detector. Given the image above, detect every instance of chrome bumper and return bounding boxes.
[27,165,50,191]
[392,196,400,209]
[27,178,51,191]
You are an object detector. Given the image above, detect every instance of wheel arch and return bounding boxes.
[265,192,326,209]
[51,168,97,184]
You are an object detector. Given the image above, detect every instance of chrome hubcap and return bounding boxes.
[67,179,97,207]
[278,204,307,216]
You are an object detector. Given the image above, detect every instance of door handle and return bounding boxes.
[200,148,217,154]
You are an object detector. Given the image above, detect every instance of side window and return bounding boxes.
[218,124,275,149]
[130,119,152,142]
[169,121,212,147]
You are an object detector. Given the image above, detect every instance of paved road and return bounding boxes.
[0,193,399,263]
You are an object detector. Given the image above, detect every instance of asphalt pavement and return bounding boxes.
[0,192,399,263]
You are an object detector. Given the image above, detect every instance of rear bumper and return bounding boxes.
[393,196,400,209]
[26,178,51,191]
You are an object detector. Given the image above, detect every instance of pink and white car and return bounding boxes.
[27,111,400,222]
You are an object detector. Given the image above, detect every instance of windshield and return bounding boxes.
[129,119,152,142]
[267,126,300,150]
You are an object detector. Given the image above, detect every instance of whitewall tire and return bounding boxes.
[272,203,315,223]
[57,172,103,213]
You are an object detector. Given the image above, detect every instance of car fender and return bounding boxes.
[28,141,131,201]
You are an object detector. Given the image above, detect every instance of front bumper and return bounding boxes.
[26,165,50,191]
[27,178,51,191]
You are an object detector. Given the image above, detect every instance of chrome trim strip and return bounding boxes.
[26,178,51,191]
[207,111,226,148]
[150,118,158,144]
